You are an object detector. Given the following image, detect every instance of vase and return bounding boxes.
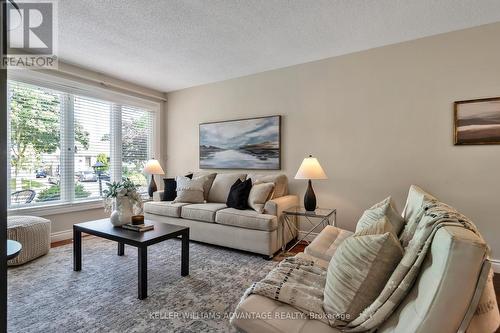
[109,197,134,226]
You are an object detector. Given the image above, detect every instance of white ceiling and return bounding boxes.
[59,0,500,92]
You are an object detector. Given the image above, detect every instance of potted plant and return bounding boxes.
[103,178,143,226]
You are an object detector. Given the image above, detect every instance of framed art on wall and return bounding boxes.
[199,115,281,169]
[454,97,500,145]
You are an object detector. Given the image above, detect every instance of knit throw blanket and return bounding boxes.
[240,256,331,324]
[241,199,500,332]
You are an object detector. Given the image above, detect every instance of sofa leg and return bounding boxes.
[262,254,273,260]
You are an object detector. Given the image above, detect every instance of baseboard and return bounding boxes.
[298,231,319,243]
[491,259,500,273]
[50,229,73,243]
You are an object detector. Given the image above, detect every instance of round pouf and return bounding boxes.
[7,215,51,266]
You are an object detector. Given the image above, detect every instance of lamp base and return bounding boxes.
[148,175,157,198]
[304,179,316,211]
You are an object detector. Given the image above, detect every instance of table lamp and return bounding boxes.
[294,155,328,211]
[143,159,165,198]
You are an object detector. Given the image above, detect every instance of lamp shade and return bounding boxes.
[143,159,165,175]
[294,155,327,180]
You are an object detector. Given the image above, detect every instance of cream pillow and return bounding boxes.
[248,182,275,213]
[247,173,288,199]
[173,176,205,203]
[323,229,403,326]
[192,171,217,201]
[356,216,397,238]
[356,196,404,235]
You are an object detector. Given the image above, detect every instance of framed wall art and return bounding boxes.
[199,115,281,169]
[454,97,500,145]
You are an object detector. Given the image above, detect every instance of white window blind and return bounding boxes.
[121,106,153,193]
[7,79,157,209]
[8,81,64,205]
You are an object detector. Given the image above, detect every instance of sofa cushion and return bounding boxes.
[356,196,404,236]
[173,176,205,203]
[304,225,353,262]
[144,201,189,218]
[215,208,278,231]
[192,171,217,201]
[324,231,403,326]
[208,173,247,203]
[248,182,275,213]
[247,173,288,199]
[181,203,227,223]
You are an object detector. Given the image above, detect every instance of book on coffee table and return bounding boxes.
[121,223,154,232]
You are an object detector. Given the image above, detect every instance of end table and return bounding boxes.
[281,206,336,253]
[7,240,22,261]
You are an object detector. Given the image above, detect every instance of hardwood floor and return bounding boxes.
[51,235,92,248]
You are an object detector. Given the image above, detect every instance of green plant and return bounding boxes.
[36,184,91,202]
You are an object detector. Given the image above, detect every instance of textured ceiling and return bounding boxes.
[59,0,500,92]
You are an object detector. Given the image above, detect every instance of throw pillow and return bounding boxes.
[226,178,252,210]
[323,230,403,326]
[355,196,404,235]
[248,182,275,213]
[207,173,247,203]
[192,171,217,201]
[173,176,205,203]
[356,216,397,238]
[162,178,177,201]
[162,173,198,202]
[246,173,288,199]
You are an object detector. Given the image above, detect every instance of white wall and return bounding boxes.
[166,22,500,260]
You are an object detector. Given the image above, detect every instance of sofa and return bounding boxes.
[144,172,299,258]
[231,185,499,333]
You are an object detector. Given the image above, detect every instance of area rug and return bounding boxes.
[8,237,277,333]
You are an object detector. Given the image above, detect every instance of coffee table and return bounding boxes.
[73,219,189,300]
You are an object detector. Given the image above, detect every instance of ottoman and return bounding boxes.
[7,215,51,266]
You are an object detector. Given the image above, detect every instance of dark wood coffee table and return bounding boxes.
[73,219,189,300]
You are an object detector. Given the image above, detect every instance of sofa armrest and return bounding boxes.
[152,191,164,202]
[264,195,299,217]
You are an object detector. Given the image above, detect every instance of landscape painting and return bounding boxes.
[455,97,500,145]
[199,116,281,169]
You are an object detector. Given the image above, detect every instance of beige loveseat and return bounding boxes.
[144,172,299,258]
[232,185,499,333]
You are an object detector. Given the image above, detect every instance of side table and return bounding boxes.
[7,240,22,261]
[281,206,336,253]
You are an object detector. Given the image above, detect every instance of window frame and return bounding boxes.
[7,71,161,216]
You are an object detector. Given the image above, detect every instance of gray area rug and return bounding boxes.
[8,237,277,332]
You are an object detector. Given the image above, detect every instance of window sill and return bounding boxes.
[8,199,104,217]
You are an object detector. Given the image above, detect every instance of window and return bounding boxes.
[121,106,153,194]
[7,79,157,209]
